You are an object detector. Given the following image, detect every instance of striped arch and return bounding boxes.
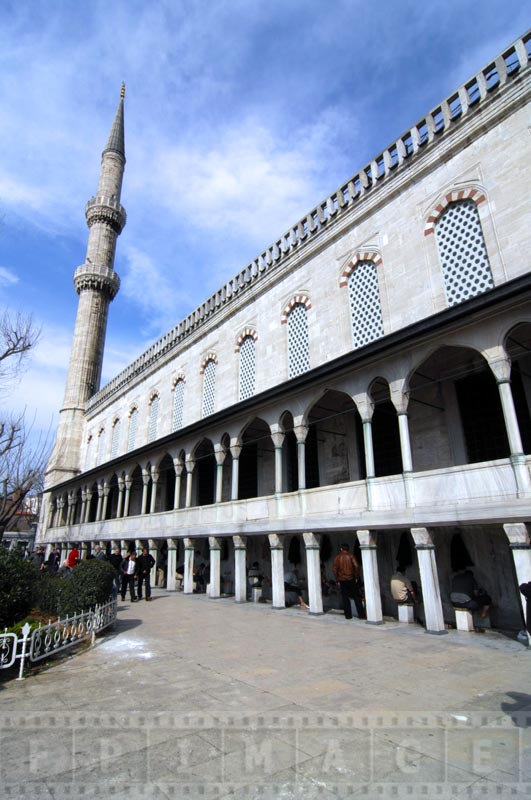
[234,328,258,353]
[424,188,486,236]
[149,390,160,403]
[280,294,312,325]
[339,250,382,288]
[199,352,218,374]
[172,372,186,387]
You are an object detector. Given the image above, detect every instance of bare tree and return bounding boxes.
[0,311,48,540]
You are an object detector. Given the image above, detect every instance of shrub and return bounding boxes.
[69,559,115,613]
[0,548,38,628]
[34,559,115,618]
[35,574,75,618]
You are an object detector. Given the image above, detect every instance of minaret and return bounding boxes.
[45,86,127,487]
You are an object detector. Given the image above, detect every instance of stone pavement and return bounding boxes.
[1,590,530,799]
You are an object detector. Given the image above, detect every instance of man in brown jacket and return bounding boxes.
[333,543,366,620]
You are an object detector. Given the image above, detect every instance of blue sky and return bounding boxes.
[1,0,530,444]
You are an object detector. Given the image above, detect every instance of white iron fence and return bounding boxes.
[0,597,117,680]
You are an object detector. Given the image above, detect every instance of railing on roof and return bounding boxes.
[86,30,531,414]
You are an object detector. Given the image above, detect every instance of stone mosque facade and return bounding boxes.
[40,31,531,634]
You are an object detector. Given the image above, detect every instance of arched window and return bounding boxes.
[97,428,106,464]
[148,394,159,442]
[85,435,93,470]
[435,200,494,306]
[202,359,216,417]
[239,335,256,400]
[347,261,384,348]
[128,407,138,451]
[111,418,120,459]
[172,379,185,431]
[287,303,310,378]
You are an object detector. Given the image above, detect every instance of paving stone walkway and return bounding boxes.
[1,590,530,799]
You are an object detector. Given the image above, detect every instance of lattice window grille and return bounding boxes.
[172,380,185,431]
[97,430,106,464]
[348,260,384,349]
[288,303,310,378]
[111,420,120,459]
[128,409,138,451]
[85,436,93,470]
[148,395,159,442]
[202,360,216,417]
[435,200,494,307]
[239,336,256,400]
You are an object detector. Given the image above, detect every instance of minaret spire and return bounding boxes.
[45,89,127,487]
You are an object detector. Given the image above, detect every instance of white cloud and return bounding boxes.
[0,266,19,287]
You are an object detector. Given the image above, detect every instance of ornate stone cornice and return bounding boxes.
[73,264,120,300]
[85,195,127,234]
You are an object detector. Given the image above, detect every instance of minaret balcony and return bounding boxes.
[73,263,120,300]
[85,195,126,233]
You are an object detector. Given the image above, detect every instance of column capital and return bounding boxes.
[183,537,195,550]
[214,447,226,466]
[302,531,320,549]
[185,457,196,474]
[389,378,409,415]
[293,424,309,444]
[503,523,530,547]
[233,535,247,550]
[271,431,285,449]
[353,392,374,421]
[230,442,242,459]
[208,536,222,551]
[268,533,284,550]
[150,466,160,482]
[411,527,434,548]
[356,529,377,548]
[166,537,178,550]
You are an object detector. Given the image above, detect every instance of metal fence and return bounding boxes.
[0,597,117,680]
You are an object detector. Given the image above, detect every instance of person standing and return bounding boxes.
[108,546,122,596]
[136,547,156,601]
[120,551,138,602]
[333,543,366,620]
[47,546,61,573]
[93,544,107,561]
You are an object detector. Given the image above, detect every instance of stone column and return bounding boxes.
[271,430,285,494]
[96,483,104,522]
[166,538,177,591]
[183,538,195,594]
[294,424,308,490]
[411,527,446,634]
[357,530,383,624]
[121,539,128,555]
[214,447,226,504]
[116,476,124,518]
[141,468,150,515]
[173,458,183,509]
[209,536,222,598]
[65,492,73,526]
[82,490,91,523]
[268,533,286,609]
[57,497,66,527]
[80,542,88,561]
[303,532,323,615]
[233,535,247,603]
[362,420,376,478]
[148,538,158,585]
[230,442,242,501]
[150,467,160,514]
[44,543,53,560]
[135,538,143,555]
[185,459,195,508]
[123,476,132,517]
[101,481,110,521]
[503,523,531,629]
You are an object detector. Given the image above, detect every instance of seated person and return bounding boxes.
[247,561,263,587]
[284,568,309,610]
[450,569,491,619]
[390,564,418,604]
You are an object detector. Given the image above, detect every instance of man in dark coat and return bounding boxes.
[332,543,366,620]
[136,547,156,601]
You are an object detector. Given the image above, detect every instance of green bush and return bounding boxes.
[34,559,115,617]
[0,548,38,628]
[69,559,115,612]
[35,574,75,618]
